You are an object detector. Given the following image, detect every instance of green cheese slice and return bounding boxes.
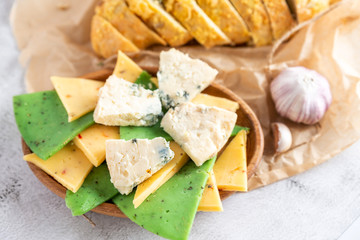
[13,91,94,160]
[135,71,157,91]
[65,163,118,216]
[120,122,172,141]
[121,124,247,141]
[232,125,249,135]
[113,156,216,240]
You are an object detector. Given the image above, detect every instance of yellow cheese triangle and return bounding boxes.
[24,142,93,193]
[213,130,248,191]
[133,142,189,208]
[91,15,139,59]
[198,170,223,212]
[113,51,143,82]
[51,77,104,122]
[73,124,120,167]
[191,93,239,112]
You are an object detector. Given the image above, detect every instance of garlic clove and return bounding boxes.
[272,122,292,153]
[270,67,332,125]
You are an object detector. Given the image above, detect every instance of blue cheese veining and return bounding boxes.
[161,102,237,166]
[94,75,162,126]
[106,137,174,195]
[157,48,218,108]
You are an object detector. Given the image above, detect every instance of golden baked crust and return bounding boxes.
[91,15,139,58]
[96,0,166,49]
[163,0,231,48]
[262,0,295,40]
[126,0,193,47]
[196,0,251,44]
[289,0,330,22]
[229,0,273,46]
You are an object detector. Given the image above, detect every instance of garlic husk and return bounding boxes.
[272,122,292,153]
[270,67,332,125]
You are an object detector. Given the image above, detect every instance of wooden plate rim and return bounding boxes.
[22,69,264,218]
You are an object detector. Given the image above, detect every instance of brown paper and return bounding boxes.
[10,0,360,190]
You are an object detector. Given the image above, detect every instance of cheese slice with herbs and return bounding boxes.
[163,0,231,48]
[229,0,273,46]
[133,142,189,208]
[96,0,166,49]
[126,0,192,47]
[23,142,93,193]
[51,77,104,122]
[191,93,239,112]
[213,130,248,192]
[161,102,237,166]
[113,51,143,82]
[91,15,139,58]
[106,138,175,195]
[73,124,120,167]
[196,0,250,44]
[198,170,223,212]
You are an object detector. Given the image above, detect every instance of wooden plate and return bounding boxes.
[22,69,264,218]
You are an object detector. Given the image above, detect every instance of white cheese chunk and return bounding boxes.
[161,102,237,166]
[157,49,218,108]
[94,75,162,126]
[106,137,174,195]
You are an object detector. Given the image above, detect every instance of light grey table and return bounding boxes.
[1,1,360,239]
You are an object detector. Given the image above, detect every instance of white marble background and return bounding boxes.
[1,0,360,239]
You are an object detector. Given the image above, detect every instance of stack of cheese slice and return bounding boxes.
[15,48,252,240]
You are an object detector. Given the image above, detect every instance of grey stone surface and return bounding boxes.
[1,1,360,239]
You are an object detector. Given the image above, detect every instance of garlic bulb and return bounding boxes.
[272,122,292,153]
[270,67,332,125]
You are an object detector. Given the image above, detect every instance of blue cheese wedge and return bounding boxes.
[157,49,218,108]
[161,102,237,166]
[94,75,162,126]
[106,137,175,195]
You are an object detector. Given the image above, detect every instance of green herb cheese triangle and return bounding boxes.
[65,163,118,216]
[113,156,216,240]
[13,91,94,160]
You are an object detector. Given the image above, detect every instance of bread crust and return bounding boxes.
[91,15,139,58]
[96,0,166,49]
[229,0,273,46]
[163,0,231,48]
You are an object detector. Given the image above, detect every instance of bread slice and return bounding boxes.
[229,0,273,46]
[196,0,250,44]
[286,0,329,22]
[91,15,139,58]
[262,0,295,40]
[126,0,193,47]
[163,0,231,48]
[96,0,166,49]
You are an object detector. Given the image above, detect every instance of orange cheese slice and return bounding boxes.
[198,170,223,212]
[73,124,120,167]
[24,142,93,193]
[191,93,239,112]
[213,130,248,192]
[51,77,104,122]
